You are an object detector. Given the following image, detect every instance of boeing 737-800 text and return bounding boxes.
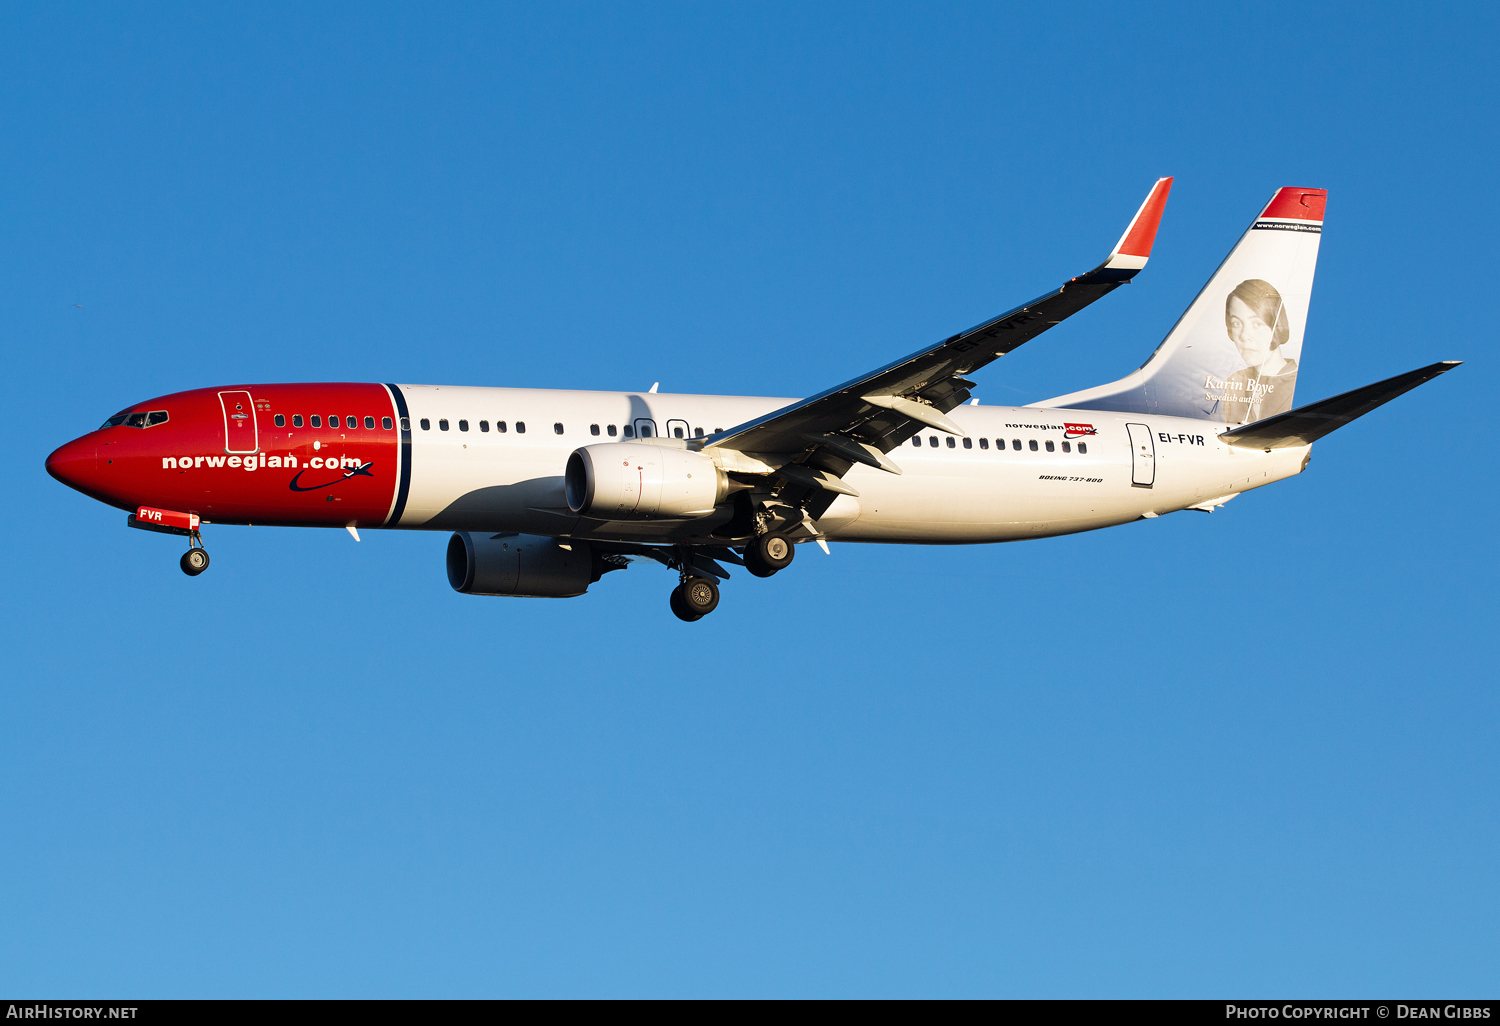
[46,180,1458,620]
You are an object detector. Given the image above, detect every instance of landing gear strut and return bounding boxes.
[744,532,794,577]
[670,576,720,622]
[180,532,210,576]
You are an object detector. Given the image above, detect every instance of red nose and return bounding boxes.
[46,435,105,501]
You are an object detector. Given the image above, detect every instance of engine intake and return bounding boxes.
[446,532,605,598]
[565,442,727,520]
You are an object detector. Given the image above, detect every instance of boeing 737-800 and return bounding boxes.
[46,180,1458,620]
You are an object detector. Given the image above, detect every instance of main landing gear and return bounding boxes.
[180,532,210,576]
[743,532,795,578]
[665,532,795,622]
[670,576,720,622]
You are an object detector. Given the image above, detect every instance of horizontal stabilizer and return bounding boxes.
[1219,361,1460,450]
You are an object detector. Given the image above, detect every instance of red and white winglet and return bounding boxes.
[1103,176,1174,272]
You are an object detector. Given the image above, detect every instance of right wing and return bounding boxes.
[704,177,1174,465]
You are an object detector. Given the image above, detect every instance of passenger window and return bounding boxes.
[312,415,322,427]
[607,425,617,437]
[439,419,449,431]
[1078,442,1088,454]
[1012,439,1021,450]
[979,438,989,449]
[399,418,410,431]
[419,418,429,430]
[1029,440,1038,451]
[962,437,972,449]
[714,427,722,433]
[274,414,285,427]
[912,436,922,447]
[516,422,526,434]
[347,416,357,429]
[929,436,939,447]
[458,420,469,432]
[329,415,339,428]
[590,424,600,436]
[554,423,564,435]
[946,437,956,448]
[293,415,304,428]
[639,423,652,438]
[1045,441,1054,452]
[695,428,704,438]
[497,421,507,433]
[365,416,375,429]
[624,425,635,438]
[1062,441,1070,453]
[383,417,393,430]
[479,420,489,432]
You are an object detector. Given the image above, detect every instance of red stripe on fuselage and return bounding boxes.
[50,383,400,528]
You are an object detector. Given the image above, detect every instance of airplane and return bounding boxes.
[46,179,1459,621]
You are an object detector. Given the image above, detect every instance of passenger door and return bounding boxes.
[1126,422,1155,487]
[633,417,658,439]
[219,390,259,454]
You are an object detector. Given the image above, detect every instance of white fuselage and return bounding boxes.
[396,385,1310,544]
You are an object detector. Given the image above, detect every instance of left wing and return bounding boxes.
[704,177,1173,469]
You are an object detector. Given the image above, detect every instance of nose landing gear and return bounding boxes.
[180,532,210,576]
[127,508,211,576]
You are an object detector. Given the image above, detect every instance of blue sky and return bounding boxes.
[3,2,1496,997]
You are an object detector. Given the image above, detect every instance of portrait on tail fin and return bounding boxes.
[1041,186,1323,425]
[1216,279,1298,422]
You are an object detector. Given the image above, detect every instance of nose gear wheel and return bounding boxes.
[180,530,210,576]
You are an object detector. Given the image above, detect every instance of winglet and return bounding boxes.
[1104,177,1173,271]
[1070,177,1173,286]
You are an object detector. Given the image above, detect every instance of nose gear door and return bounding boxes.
[1126,422,1155,487]
[219,390,259,454]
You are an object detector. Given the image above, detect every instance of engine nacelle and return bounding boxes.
[446,532,599,598]
[565,442,726,520]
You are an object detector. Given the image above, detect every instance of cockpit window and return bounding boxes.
[102,410,168,430]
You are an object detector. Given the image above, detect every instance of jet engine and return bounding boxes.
[446,532,611,598]
[565,442,729,520]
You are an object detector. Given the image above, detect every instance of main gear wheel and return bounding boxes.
[670,576,720,620]
[744,533,794,577]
